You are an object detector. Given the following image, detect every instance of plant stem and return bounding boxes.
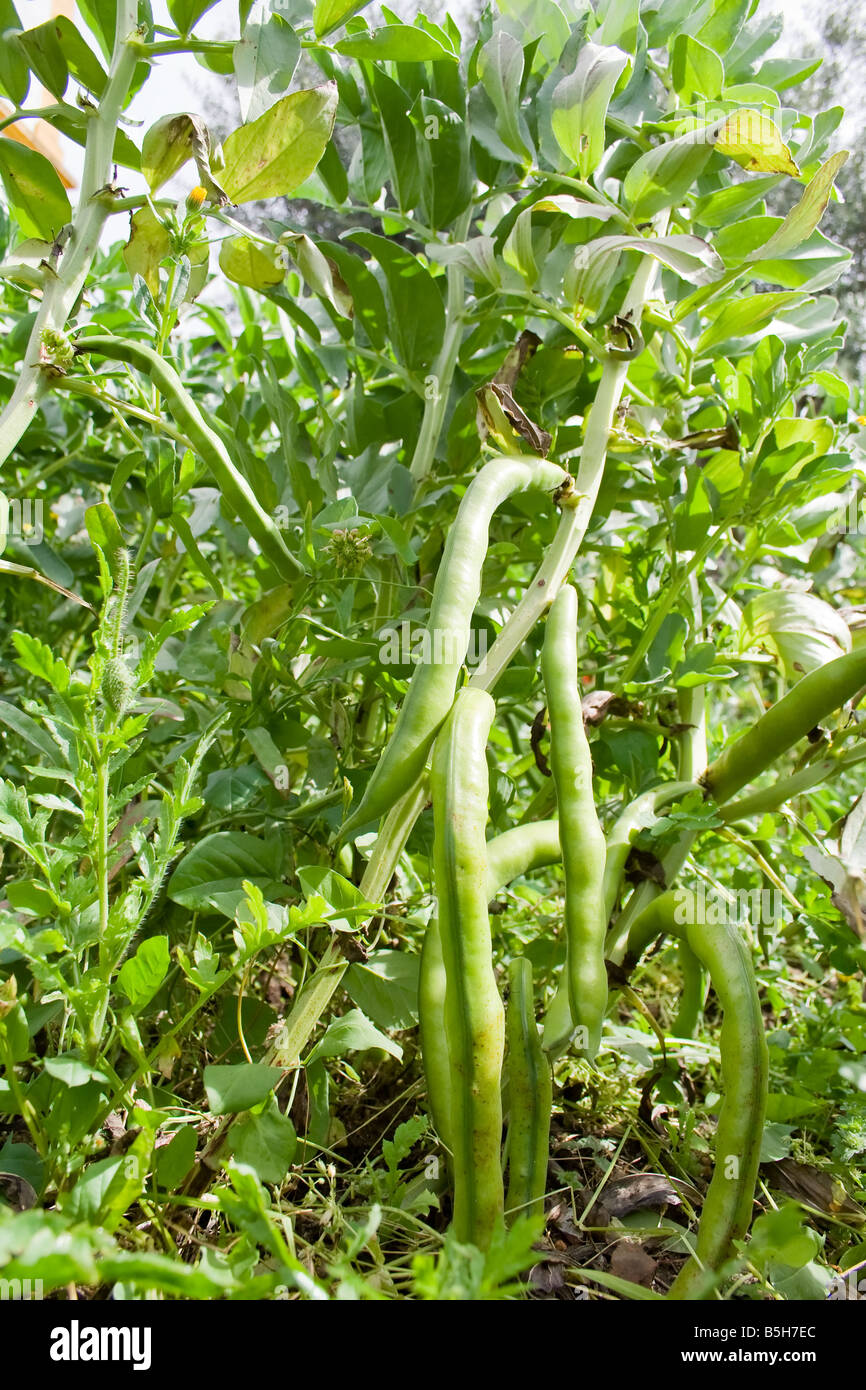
[96,751,111,979]
[0,3,140,470]
[410,210,472,485]
[468,229,665,695]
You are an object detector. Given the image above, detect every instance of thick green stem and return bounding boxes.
[0,3,141,470]
[468,238,665,694]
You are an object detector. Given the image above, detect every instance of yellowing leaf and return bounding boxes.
[716,109,799,175]
[123,206,170,296]
[219,235,287,290]
[746,151,849,263]
[221,85,337,204]
[142,112,208,191]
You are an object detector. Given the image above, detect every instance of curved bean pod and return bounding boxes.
[624,892,768,1300]
[705,647,866,805]
[342,456,570,837]
[485,819,562,901]
[431,687,504,1248]
[77,335,302,580]
[505,956,552,1223]
[541,584,607,1058]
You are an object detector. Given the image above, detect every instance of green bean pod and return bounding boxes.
[625,892,768,1300]
[342,456,569,838]
[505,956,552,1223]
[431,687,504,1248]
[77,336,302,581]
[705,647,866,805]
[541,584,607,1058]
[419,916,452,1150]
[672,940,705,1039]
[422,818,560,1150]
[485,819,562,901]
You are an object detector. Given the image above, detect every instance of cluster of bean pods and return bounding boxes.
[351,454,866,1295]
[73,328,866,1298]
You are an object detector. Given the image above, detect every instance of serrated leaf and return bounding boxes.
[10,631,69,693]
[116,936,170,1011]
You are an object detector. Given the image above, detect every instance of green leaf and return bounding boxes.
[477,30,531,162]
[744,151,849,264]
[84,500,125,565]
[348,231,445,370]
[16,21,69,100]
[10,630,70,693]
[306,1008,403,1064]
[59,1136,150,1233]
[623,122,720,221]
[167,0,219,34]
[741,590,850,679]
[344,949,419,1030]
[229,1094,297,1182]
[671,33,723,102]
[335,24,457,62]
[316,240,388,349]
[154,1126,197,1190]
[234,9,300,125]
[204,1062,283,1115]
[696,291,807,354]
[17,18,106,100]
[313,0,373,39]
[0,699,61,761]
[116,936,171,1010]
[414,95,473,231]
[550,42,629,178]
[168,831,285,914]
[0,140,71,239]
[0,1209,104,1291]
[219,234,287,290]
[0,4,29,105]
[75,0,117,56]
[44,1055,110,1088]
[221,85,337,204]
